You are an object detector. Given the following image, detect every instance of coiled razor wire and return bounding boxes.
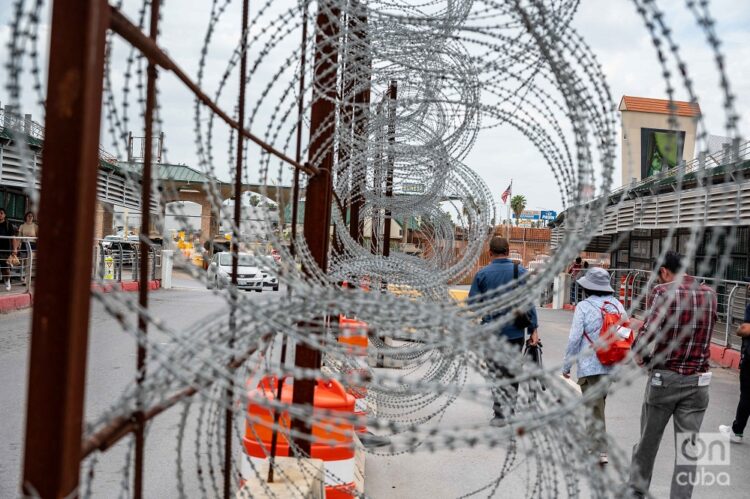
[3,0,745,497]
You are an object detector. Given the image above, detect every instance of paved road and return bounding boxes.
[365,308,750,499]
[2,283,747,498]
[0,271,285,498]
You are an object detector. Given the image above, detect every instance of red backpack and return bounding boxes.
[582,301,633,366]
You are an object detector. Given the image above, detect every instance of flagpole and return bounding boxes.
[506,179,512,238]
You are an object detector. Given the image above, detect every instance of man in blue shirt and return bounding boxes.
[719,277,750,443]
[469,236,539,425]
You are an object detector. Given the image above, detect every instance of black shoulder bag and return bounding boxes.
[513,262,534,330]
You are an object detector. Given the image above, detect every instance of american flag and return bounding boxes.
[501,182,512,204]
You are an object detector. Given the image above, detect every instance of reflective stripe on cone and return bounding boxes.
[241,455,356,497]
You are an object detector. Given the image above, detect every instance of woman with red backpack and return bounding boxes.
[561,266,630,465]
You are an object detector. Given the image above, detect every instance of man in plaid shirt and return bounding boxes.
[628,251,717,499]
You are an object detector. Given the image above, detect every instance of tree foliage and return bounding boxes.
[510,194,526,226]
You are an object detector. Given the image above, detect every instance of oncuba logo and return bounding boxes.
[676,432,730,466]
[675,432,731,488]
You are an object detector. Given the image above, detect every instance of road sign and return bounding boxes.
[540,210,557,221]
[401,183,424,193]
[512,210,540,220]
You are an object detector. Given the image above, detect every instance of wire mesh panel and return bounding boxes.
[3,0,747,498]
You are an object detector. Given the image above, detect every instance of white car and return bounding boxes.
[256,256,279,291]
[206,252,263,291]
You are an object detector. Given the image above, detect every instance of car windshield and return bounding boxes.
[219,254,256,266]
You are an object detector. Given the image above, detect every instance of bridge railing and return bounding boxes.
[0,236,36,294]
[0,236,162,296]
[566,267,746,350]
[92,238,161,284]
[0,107,45,140]
[1,106,119,165]
[608,139,750,199]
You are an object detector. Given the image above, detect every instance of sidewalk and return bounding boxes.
[0,283,31,312]
[0,279,161,313]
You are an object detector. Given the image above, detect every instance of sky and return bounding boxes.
[1,0,748,215]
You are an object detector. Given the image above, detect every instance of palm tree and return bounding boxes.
[510,194,526,226]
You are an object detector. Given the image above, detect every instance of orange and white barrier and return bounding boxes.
[243,376,359,498]
[343,367,371,434]
[618,274,636,308]
[338,315,368,355]
[337,315,372,433]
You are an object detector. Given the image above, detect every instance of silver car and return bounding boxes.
[206,252,263,291]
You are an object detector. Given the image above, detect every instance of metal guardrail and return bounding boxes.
[0,107,45,140]
[0,107,118,164]
[0,236,36,294]
[94,238,161,283]
[0,236,161,296]
[609,139,750,198]
[566,267,746,350]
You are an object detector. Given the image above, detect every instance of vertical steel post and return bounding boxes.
[269,2,309,482]
[21,0,108,496]
[370,98,386,256]
[726,283,738,347]
[291,0,340,456]
[225,1,250,496]
[134,1,161,497]
[331,4,357,259]
[289,4,310,259]
[349,1,369,245]
[382,81,396,258]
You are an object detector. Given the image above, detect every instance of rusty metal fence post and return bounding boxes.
[225,1,251,496]
[21,0,339,494]
[289,2,309,259]
[382,80,396,259]
[133,0,162,496]
[21,0,108,496]
[291,0,341,456]
[349,1,370,245]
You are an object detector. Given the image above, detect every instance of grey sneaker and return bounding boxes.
[358,431,391,448]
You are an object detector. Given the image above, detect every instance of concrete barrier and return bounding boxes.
[161,250,173,289]
[552,273,571,309]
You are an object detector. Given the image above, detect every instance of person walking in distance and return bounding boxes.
[718,276,750,443]
[568,256,583,278]
[568,257,583,303]
[0,208,19,291]
[628,251,717,499]
[17,211,38,283]
[469,236,539,426]
[562,267,627,465]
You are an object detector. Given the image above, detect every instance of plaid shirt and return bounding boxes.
[633,275,717,375]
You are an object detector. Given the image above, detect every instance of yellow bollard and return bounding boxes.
[104,256,114,280]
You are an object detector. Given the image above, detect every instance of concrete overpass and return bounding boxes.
[116,161,292,241]
[0,107,292,240]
